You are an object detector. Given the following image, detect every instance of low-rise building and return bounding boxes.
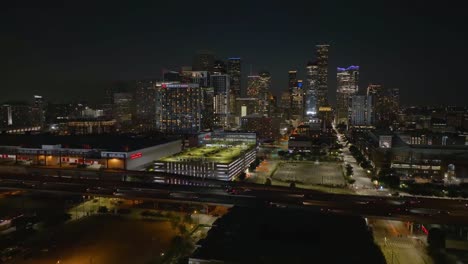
[0,134,181,171]
[153,143,256,181]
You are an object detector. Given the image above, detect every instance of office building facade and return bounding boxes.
[210,75,230,127]
[316,44,330,109]
[350,95,373,126]
[336,65,359,126]
[155,83,203,134]
[304,61,319,120]
[134,80,157,128]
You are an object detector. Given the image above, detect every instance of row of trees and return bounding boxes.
[349,145,373,170]
[344,164,356,184]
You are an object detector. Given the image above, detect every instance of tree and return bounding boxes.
[290,182,296,188]
[265,178,272,185]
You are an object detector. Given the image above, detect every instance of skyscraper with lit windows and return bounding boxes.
[336,66,359,126]
[155,83,203,133]
[304,61,319,120]
[210,74,230,127]
[227,58,241,116]
[316,44,330,109]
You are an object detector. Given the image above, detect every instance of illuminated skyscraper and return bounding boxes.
[304,61,319,119]
[113,92,134,126]
[210,74,230,127]
[391,88,400,111]
[227,58,241,115]
[316,44,330,109]
[367,84,399,126]
[134,80,157,128]
[350,95,373,126]
[32,95,45,127]
[288,70,297,116]
[155,83,203,133]
[247,75,261,97]
[258,71,272,116]
[288,70,298,97]
[336,66,359,125]
[289,70,303,119]
[227,58,241,95]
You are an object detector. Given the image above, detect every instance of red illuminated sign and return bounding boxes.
[130,152,142,160]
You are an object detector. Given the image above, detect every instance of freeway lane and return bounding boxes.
[1,174,468,224]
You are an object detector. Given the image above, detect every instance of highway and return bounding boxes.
[1,173,468,225]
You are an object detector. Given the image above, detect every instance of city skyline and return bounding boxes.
[1,1,467,105]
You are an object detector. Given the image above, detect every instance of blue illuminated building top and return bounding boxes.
[297,82,303,88]
[228,57,241,60]
[337,65,359,72]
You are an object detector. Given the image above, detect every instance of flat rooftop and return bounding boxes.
[0,133,179,152]
[161,144,254,164]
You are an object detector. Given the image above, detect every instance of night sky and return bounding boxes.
[1,1,467,106]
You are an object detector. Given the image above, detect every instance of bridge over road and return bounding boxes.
[1,172,468,225]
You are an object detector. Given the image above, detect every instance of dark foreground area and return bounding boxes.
[190,206,386,264]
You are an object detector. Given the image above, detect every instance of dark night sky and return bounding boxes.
[1,1,467,106]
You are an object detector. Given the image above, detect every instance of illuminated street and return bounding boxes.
[368,218,433,264]
[334,126,389,196]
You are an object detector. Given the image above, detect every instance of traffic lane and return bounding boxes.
[2,176,468,219]
[3,175,467,214]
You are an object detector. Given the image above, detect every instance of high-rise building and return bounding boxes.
[304,61,319,120]
[316,44,330,109]
[280,91,291,110]
[213,60,226,75]
[288,70,303,119]
[103,82,130,119]
[113,93,134,126]
[258,71,272,116]
[227,58,241,94]
[193,50,215,72]
[288,70,298,98]
[367,84,397,127]
[367,84,384,97]
[227,58,241,115]
[210,74,230,127]
[0,102,33,129]
[350,95,373,126]
[336,66,359,125]
[247,75,261,97]
[31,95,45,127]
[155,83,203,134]
[201,87,215,131]
[134,80,157,128]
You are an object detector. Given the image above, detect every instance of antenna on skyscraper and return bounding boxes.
[250,64,253,75]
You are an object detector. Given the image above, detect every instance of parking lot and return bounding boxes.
[272,162,345,186]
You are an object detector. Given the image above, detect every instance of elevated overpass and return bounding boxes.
[1,169,468,225]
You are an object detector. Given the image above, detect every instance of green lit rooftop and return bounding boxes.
[160,144,255,164]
